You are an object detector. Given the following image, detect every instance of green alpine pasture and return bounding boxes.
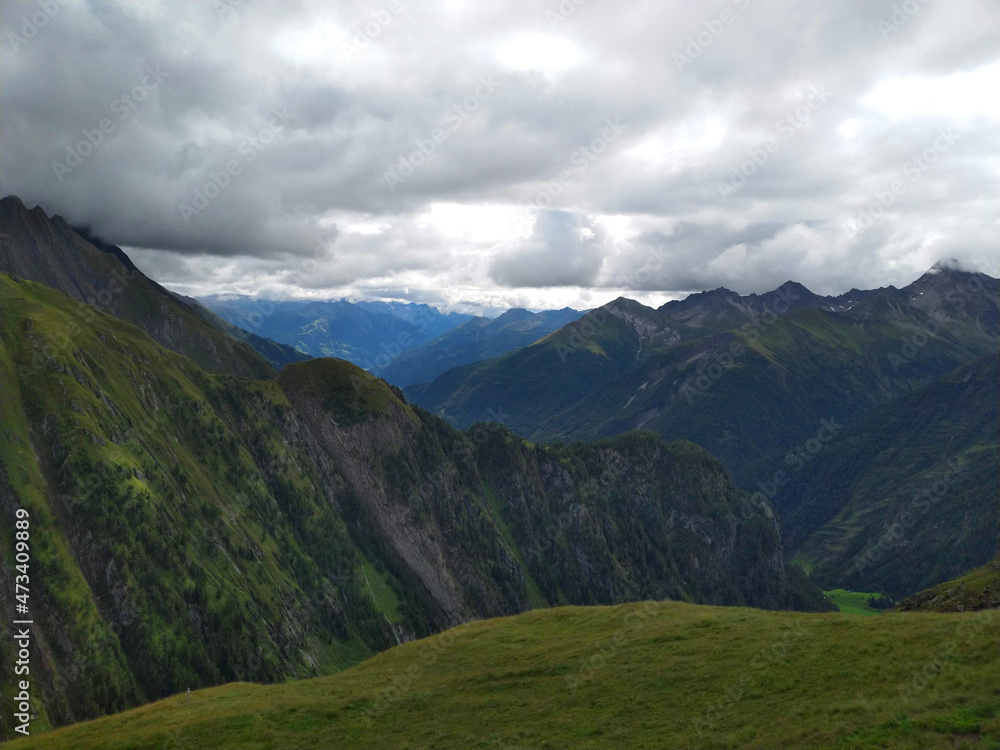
[823,589,889,617]
[7,600,998,750]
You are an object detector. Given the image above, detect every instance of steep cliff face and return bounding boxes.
[473,431,802,610]
[280,358,537,627]
[0,273,829,739]
[279,359,829,620]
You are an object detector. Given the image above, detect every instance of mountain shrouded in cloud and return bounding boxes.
[2,0,998,311]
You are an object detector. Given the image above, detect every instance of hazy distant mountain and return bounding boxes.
[354,300,475,338]
[0,195,304,375]
[379,307,584,387]
[201,296,473,371]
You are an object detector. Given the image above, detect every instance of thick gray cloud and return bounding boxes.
[2,0,997,310]
[491,210,606,287]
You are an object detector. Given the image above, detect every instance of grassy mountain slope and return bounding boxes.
[899,560,1000,612]
[0,273,828,738]
[380,307,583,388]
[0,273,395,734]
[0,196,300,376]
[8,601,998,750]
[776,354,998,598]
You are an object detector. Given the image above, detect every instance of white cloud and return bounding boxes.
[495,34,581,74]
[862,62,1000,121]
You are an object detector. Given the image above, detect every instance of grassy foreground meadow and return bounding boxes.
[7,601,998,750]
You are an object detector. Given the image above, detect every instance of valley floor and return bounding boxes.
[7,601,998,750]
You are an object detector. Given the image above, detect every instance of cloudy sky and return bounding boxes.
[2,0,998,313]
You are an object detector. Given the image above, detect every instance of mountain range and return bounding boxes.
[0,197,829,739]
[406,262,999,599]
[378,306,584,387]
[0,195,996,745]
[199,294,584,389]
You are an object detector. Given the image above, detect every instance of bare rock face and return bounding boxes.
[278,359,822,624]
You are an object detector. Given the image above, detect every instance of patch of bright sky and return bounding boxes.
[423,202,526,243]
[837,118,861,139]
[623,117,726,173]
[862,62,1000,121]
[273,21,348,66]
[495,34,581,73]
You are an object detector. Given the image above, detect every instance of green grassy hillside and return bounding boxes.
[778,355,998,598]
[0,273,395,733]
[7,601,998,750]
[900,561,1000,612]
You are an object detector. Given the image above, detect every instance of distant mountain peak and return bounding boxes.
[603,296,655,313]
[775,280,815,296]
[0,194,26,209]
[495,307,534,322]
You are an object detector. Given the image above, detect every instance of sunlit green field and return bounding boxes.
[824,589,890,617]
[8,600,998,750]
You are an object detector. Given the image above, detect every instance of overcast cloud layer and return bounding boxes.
[2,0,998,312]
